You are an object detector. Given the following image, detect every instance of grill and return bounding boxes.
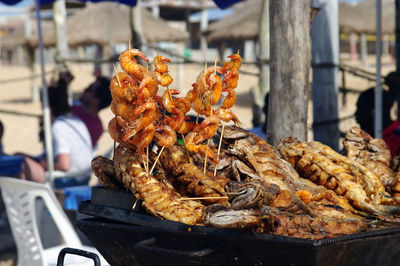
[76,187,400,266]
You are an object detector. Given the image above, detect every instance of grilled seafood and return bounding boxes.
[91,156,124,191]
[278,137,398,217]
[260,206,367,240]
[119,48,149,80]
[153,55,173,87]
[343,126,397,194]
[113,145,204,225]
[110,72,138,102]
[307,140,394,205]
[216,53,242,125]
[159,145,230,204]
[220,126,296,193]
[203,205,261,229]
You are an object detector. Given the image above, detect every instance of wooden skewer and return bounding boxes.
[142,155,148,175]
[113,64,122,87]
[214,123,225,176]
[146,146,149,175]
[203,137,211,174]
[149,145,165,175]
[181,133,192,164]
[179,196,228,201]
[129,39,131,50]
[131,198,138,211]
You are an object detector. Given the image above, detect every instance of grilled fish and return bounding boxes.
[91,156,124,191]
[160,145,230,204]
[114,145,204,225]
[343,126,395,190]
[203,204,261,229]
[278,137,398,217]
[260,206,367,239]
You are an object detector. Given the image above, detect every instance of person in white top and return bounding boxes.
[19,76,94,184]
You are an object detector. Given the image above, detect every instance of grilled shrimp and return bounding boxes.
[119,48,149,80]
[111,100,137,121]
[154,125,177,147]
[216,108,241,126]
[110,72,137,102]
[222,53,241,91]
[185,131,217,162]
[153,55,173,87]
[137,75,158,105]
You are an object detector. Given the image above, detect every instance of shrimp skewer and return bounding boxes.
[119,48,149,81]
[214,53,242,175]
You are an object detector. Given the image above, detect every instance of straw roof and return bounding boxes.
[0,26,25,47]
[339,0,395,34]
[28,2,188,48]
[206,0,396,42]
[67,2,188,46]
[206,0,262,42]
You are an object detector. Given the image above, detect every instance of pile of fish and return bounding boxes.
[92,124,400,240]
[91,48,400,240]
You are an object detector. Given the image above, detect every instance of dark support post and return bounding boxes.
[396,0,400,71]
[267,0,310,145]
[311,0,340,150]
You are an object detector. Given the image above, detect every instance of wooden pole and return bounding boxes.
[396,0,400,71]
[360,33,367,66]
[200,6,208,61]
[311,0,340,150]
[53,0,69,60]
[267,0,310,145]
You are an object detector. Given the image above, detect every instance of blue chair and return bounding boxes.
[0,155,24,176]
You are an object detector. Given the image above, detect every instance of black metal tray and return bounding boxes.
[77,187,400,266]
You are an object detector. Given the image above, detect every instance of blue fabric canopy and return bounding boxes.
[0,0,137,6]
[1,0,242,8]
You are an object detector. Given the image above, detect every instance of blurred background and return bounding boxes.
[0,0,397,157]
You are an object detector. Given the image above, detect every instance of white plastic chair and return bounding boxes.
[0,177,109,266]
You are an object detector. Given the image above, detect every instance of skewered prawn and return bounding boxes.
[195,113,220,140]
[217,107,241,126]
[196,65,225,94]
[108,116,125,143]
[111,100,137,121]
[222,53,241,91]
[217,53,242,125]
[110,72,138,102]
[123,101,159,139]
[154,125,177,147]
[137,75,158,105]
[172,83,198,115]
[184,114,220,161]
[185,132,217,161]
[153,55,173,87]
[119,48,149,80]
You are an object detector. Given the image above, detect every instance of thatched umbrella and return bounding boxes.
[0,26,26,48]
[207,0,395,42]
[206,0,262,42]
[28,2,188,47]
[339,0,395,35]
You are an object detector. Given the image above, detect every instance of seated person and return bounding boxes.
[72,76,111,149]
[384,72,400,157]
[18,78,93,185]
[249,93,269,139]
[354,87,399,156]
